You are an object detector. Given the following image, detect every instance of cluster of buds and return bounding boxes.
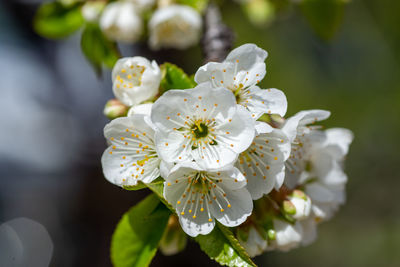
[81,0,202,50]
[101,43,353,257]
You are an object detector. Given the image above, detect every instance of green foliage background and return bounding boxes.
[220,0,400,266]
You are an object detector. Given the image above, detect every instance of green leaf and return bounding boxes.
[81,23,120,75]
[176,0,209,12]
[300,0,348,41]
[122,177,164,191]
[145,179,176,213]
[34,2,84,39]
[195,223,257,267]
[111,194,171,267]
[159,63,196,93]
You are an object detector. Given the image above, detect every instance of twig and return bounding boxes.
[201,3,235,63]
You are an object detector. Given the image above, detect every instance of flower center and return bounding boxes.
[116,64,146,89]
[191,121,209,139]
[231,83,246,103]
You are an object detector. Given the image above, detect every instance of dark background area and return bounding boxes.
[0,0,399,266]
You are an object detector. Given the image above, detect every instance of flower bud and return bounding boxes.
[103,99,129,119]
[282,200,296,215]
[81,1,105,23]
[159,215,187,256]
[267,229,276,240]
[112,57,161,106]
[100,2,143,43]
[148,5,202,50]
[288,190,312,220]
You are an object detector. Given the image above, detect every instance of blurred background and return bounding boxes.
[0,0,399,266]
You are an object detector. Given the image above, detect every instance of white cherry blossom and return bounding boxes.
[281,109,331,189]
[163,162,253,237]
[282,110,353,221]
[99,1,143,43]
[151,83,255,169]
[235,122,291,199]
[148,5,202,50]
[303,128,353,221]
[101,114,160,187]
[195,44,287,119]
[112,57,161,106]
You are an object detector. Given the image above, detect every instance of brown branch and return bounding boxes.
[201,4,235,63]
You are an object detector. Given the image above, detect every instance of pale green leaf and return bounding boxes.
[159,63,196,93]
[122,177,164,191]
[81,23,120,75]
[111,194,171,267]
[195,223,257,267]
[34,2,84,39]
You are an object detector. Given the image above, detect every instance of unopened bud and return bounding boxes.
[267,229,276,240]
[292,189,307,200]
[289,190,311,220]
[81,1,106,23]
[104,99,129,119]
[283,200,296,215]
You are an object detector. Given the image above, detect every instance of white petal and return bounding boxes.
[154,130,193,164]
[151,89,196,132]
[225,44,268,69]
[305,183,337,203]
[159,160,174,179]
[178,210,215,237]
[194,62,236,88]
[192,143,238,170]
[127,103,153,117]
[282,109,330,143]
[312,202,338,221]
[244,87,287,119]
[101,115,159,186]
[214,105,255,154]
[273,220,303,251]
[187,83,238,122]
[210,174,253,227]
[236,128,290,199]
[255,121,273,135]
[325,128,353,156]
[300,219,318,246]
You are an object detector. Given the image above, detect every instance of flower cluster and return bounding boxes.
[101,44,353,256]
[82,0,202,50]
